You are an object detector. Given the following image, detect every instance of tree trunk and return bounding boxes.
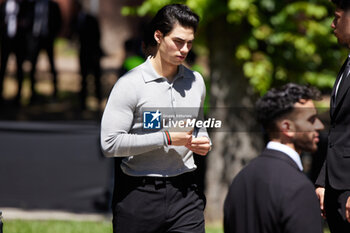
[204,14,264,222]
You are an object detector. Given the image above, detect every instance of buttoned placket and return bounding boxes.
[167,76,181,115]
[169,83,175,107]
[167,84,176,124]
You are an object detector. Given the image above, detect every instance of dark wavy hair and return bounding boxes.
[143,4,199,49]
[256,83,321,132]
[332,0,350,10]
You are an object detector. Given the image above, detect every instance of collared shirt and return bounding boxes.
[266,141,303,171]
[101,57,209,177]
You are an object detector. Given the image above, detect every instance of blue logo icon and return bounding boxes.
[143,110,161,129]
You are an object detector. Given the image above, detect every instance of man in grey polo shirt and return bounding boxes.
[100,4,211,233]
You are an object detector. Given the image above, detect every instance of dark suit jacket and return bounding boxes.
[76,12,102,57]
[32,0,62,38]
[224,149,323,233]
[316,58,350,190]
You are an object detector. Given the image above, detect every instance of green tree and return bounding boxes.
[122,0,345,221]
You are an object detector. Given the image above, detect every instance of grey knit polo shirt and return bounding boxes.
[100,57,209,177]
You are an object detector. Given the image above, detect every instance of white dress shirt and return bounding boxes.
[335,54,350,98]
[266,141,303,171]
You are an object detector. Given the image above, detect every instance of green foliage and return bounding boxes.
[226,0,343,94]
[122,0,348,95]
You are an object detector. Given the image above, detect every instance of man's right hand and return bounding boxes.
[169,129,193,146]
[315,187,326,219]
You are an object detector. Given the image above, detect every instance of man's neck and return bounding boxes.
[270,139,301,155]
[150,55,178,82]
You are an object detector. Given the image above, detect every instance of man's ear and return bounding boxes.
[154,30,163,44]
[279,119,295,138]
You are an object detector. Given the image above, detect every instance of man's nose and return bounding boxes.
[331,19,336,29]
[180,44,190,54]
[316,118,325,131]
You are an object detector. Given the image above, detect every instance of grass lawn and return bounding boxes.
[3,220,330,233]
[3,220,224,233]
[3,220,112,233]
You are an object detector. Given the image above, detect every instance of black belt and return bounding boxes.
[125,172,196,188]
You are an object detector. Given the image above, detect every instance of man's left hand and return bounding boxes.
[186,137,211,156]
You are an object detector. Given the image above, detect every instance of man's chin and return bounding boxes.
[338,40,350,48]
[310,146,318,153]
[302,145,317,154]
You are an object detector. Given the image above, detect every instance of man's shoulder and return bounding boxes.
[181,64,203,79]
[120,62,145,79]
[239,150,303,179]
[260,150,313,186]
[115,65,145,89]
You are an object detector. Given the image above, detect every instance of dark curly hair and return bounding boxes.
[332,0,350,10]
[256,83,321,132]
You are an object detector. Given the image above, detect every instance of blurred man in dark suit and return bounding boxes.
[224,83,324,233]
[27,0,61,102]
[71,0,103,110]
[315,1,350,232]
[0,0,32,105]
